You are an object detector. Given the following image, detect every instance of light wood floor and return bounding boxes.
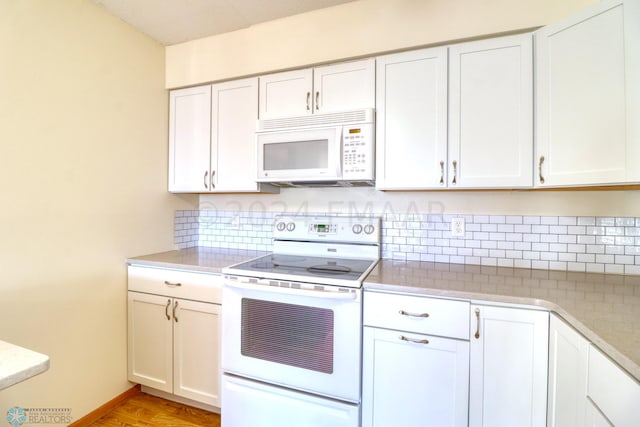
[87,392,221,427]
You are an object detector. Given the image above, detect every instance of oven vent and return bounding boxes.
[257,108,374,132]
[268,180,375,188]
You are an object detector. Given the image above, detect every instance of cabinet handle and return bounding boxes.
[203,171,208,190]
[306,92,311,111]
[165,299,171,321]
[400,335,429,345]
[474,308,480,339]
[439,161,445,185]
[315,91,320,110]
[399,309,429,318]
[173,300,179,323]
[538,156,545,184]
[452,160,457,185]
[211,170,215,189]
[164,280,182,287]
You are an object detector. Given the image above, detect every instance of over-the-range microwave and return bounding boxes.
[256,108,374,187]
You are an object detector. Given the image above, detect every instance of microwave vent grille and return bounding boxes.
[257,108,373,132]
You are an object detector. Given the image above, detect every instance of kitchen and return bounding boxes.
[1,0,639,426]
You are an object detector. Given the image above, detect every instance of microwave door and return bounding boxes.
[257,127,342,182]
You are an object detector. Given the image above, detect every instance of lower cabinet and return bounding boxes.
[127,266,222,408]
[469,304,549,427]
[585,399,613,427]
[362,327,470,427]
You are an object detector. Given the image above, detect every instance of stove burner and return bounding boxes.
[306,265,352,275]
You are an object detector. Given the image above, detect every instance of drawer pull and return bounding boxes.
[474,308,480,339]
[399,309,429,318]
[400,335,429,345]
[164,280,182,287]
[165,299,171,321]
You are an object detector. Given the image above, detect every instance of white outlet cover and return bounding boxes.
[451,218,465,237]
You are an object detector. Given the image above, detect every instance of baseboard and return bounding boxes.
[141,385,220,414]
[68,384,141,427]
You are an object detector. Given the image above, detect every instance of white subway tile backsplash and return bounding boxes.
[175,211,640,276]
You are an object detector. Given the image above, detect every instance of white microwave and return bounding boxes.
[256,109,374,187]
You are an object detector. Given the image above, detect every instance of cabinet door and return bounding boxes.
[211,78,260,192]
[585,399,614,427]
[362,327,469,427]
[535,0,629,186]
[449,34,533,188]
[127,291,173,393]
[469,305,549,427]
[375,47,448,189]
[547,314,589,427]
[259,69,313,119]
[313,59,375,113]
[168,85,212,192]
[173,299,221,406]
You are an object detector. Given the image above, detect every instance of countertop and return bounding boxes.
[127,247,640,382]
[0,340,49,390]
[365,259,640,382]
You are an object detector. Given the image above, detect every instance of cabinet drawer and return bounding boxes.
[127,265,221,304]
[587,345,640,427]
[364,291,470,339]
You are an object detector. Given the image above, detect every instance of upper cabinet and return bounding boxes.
[375,47,448,190]
[169,78,277,193]
[535,0,639,187]
[449,34,533,188]
[376,34,533,190]
[258,59,375,119]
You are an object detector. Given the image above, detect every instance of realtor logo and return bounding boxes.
[6,407,26,427]
[5,407,72,426]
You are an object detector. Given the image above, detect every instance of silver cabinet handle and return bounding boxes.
[165,299,171,321]
[400,335,429,345]
[173,300,179,323]
[474,308,480,339]
[399,309,429,318]
[211,170,216,189]
[538,156,545,184]
[315,91,320,110]
[306,92,311,111]
[452,160,457,185]
[439,161,445,185]
[203,171,208,190]
[164,280,182,287]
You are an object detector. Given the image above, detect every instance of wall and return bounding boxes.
[0,0,196,421]
[165,0,597,88]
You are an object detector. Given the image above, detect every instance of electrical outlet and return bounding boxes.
[230,215,241,229]
[451,217,465,237]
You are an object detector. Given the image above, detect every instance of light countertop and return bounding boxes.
[127,247,640,382]
[0,340,49,390]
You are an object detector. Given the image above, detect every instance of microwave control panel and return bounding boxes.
[342,124,374,180]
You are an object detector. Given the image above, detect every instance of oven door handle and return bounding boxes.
[224,280,358,300]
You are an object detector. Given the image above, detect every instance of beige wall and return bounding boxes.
[166,0,597,88]
[0,0,196,420]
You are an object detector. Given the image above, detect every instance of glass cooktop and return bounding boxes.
[224,253,378,287]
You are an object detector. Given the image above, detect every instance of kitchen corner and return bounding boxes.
[0,340,49,390]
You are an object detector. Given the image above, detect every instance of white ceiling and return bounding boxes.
[91,0,356,45]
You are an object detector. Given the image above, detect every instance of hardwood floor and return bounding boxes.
[87,392,221,427]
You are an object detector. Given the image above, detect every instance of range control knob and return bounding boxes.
[364,224,375,235]
[276,222,286,231]
[352,224,363,234]
[286,222,296,232]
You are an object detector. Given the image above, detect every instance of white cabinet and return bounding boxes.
[587,345,640,427]
[585,399,614,427]
[469,305,549,427]
[547,313,589,427]
[375,34,533,190]
[258,59,375,119]
[127,266,222,408]
[362,291,470,427]
[448,34,533,188]
[535,0,640,186]
[169,78,276,193]
[375,47,448,189]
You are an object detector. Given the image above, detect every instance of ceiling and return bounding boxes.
[91,0,356,46]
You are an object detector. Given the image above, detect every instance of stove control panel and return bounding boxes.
[273,216,380,244]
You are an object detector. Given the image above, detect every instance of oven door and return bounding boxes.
[222,277,362,402]
[256,126,343,182]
